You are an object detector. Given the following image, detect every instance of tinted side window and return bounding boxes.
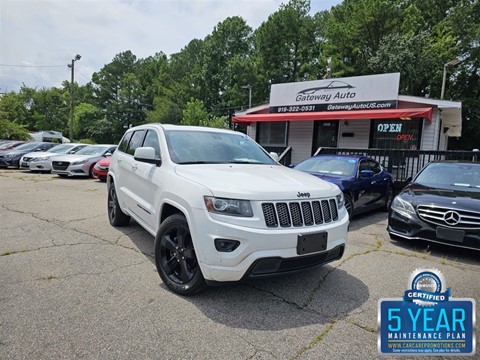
[358,160,369,173]
[369,160,381,174]
[143,130,160,158]
[118,132,133,153]
[125,130,146,156]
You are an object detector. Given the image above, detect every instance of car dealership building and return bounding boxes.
[233,73,463,166]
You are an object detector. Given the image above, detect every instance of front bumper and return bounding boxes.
[52,164,90,177]
[388,210,480,251]
[27,159,53,172]
[92,167,108,180]
[190,208,349,282]
[0,158,20,168]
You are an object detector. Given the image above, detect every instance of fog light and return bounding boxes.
[214,239,240,252]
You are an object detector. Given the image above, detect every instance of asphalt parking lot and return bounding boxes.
[1,170,479,360]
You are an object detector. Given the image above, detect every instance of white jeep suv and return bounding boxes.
[108,124,349,295]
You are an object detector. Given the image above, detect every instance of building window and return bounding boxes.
[370,119,422,150]
[257,122,288,146]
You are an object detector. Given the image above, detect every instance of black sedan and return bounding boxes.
[294,154,394,218]
[0,142,57,168]
[388,161,480,250]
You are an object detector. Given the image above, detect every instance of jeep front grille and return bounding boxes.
[417,205,480,229]
[262,199,339,228]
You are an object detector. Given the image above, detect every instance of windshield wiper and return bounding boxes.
[228,160,264,164]
[176,161,210,164]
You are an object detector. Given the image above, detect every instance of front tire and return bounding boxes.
[154,214,207,295]
[107,182,130,226]
[344,194,354,219]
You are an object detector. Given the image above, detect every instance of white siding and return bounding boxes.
[288,121,315,164]
[337,120,370,148]
[420,109,441,150]
[247,123,256,139]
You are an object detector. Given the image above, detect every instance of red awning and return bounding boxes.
[232,107,433,124]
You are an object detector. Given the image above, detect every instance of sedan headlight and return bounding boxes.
[37,155,51,161]
[204,196,253,217]
[391,196,415,218]
[72,159,88,165]
[336,192,344,209]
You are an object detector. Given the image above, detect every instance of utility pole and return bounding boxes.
[440,58,461,100]
[241,85,252,109]
[68,54,81,141]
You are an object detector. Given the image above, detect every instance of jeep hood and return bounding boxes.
[174,164,340,200]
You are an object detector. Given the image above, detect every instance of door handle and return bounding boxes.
[371,181,377,185]
[132,165,138,171]
[118,159,123,164]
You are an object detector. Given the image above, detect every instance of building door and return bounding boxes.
[312,121,339,154]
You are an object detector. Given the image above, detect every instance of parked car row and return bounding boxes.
[19,143,88,172]
[0,140,115,182]
[0,142,58,168]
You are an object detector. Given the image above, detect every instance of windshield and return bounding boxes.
[295,156,357,176]
[14,142,41,151]
[48,144,75,154]
[415,163,480,189]
[165,130,277,165]
[75,145,108,156]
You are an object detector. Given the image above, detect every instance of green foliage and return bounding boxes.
[255,0,319,87]
[77,138,96,144]
[0,0,478,148]
[181,99,209,126]
[181,99,228,129]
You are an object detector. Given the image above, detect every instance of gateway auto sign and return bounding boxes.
[269,73,400,113]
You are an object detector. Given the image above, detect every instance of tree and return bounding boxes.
[181,99,228,129]
[318,0,401,76]
[91,51,148,143]
[201,16,254,115]
[255,0,319,90]
[0,93,31,140]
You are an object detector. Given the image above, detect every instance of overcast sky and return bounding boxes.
[0,0,342,93]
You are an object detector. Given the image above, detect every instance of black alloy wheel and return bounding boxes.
[107,183,130,226]
[154,214,206,295]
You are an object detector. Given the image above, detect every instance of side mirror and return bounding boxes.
[269,152,279,161]
[406,176,413,183]
[104,152,112,157]
[134,147,161,166]
[360,169,374,178]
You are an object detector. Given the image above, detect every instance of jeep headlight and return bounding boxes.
[336,192,344,210]
[72,159,88,165]
[391,196,415,218]
[204,196,253,217]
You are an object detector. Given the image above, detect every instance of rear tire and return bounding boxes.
[154,214,207,295]
[107,182,130,226]
[383,186,395,211]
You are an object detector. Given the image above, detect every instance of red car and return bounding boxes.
[92,156,111,181]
